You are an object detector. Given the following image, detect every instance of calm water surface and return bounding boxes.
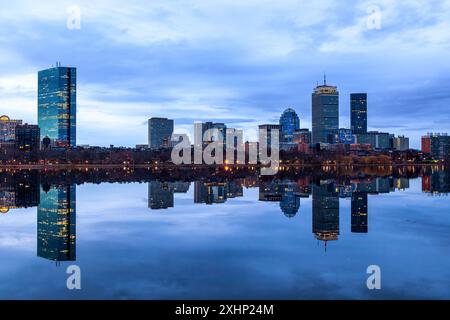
[0,171,449,299]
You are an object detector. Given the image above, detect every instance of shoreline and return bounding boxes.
[0,163,446,170]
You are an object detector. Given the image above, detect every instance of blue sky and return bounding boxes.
[0,0,449,148]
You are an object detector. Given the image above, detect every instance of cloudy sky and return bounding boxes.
[0,0,449,148]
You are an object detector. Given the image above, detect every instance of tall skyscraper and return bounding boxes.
[38,65,76,148]
[350,93,367,134]
[279,108,300,146]
[148,117,174,149]
[312,76,339,144]
[37,184,76,262]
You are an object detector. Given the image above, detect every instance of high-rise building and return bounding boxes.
[15,124,40,151]
[350,93,367,134]
[148,117,174,150]
[37,184,76,262]
[421,133,450,160]
[38,65,76,148]
[312,76,339,144]
[279,108,300,148]
[392,135,410,151]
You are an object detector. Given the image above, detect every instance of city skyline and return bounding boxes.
[1,1,450,149]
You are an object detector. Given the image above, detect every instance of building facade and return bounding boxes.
[0,115,22,143]
[350,93,367,134]
[392,135,410,151]
[38,65,76,148]
[293,129,311,144]
[355,131,391,149]
[15,124,40,152]
[279,108,300,148]
[421,133,450,160]
[312,79,339,144]
[333,128,356,144]
[148,117,174,149]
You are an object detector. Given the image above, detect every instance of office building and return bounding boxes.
[279,108,300,149]
[392,135,410,151]
[355,131,391,149]
[148,117,174,149]
[333,128,355,144]
[293,129,311,144]
[38,65,76,148]
[350,93,367,134]
[15,124,40,151]
[0,115,22,143]
[312,76,339,144]
[421,133,450,160]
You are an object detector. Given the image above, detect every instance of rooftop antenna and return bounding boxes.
[324,73,327,86]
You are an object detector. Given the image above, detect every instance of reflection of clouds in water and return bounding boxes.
[0,177,449,299]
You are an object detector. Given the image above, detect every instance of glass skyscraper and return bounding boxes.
[38,65,76,148]
[279,108,300,145]
[350,93,367,134]
[148,117,174,149]
[312,78,339,144]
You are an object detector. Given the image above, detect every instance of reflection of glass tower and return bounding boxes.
[280,183,300,218]
[37,184,76,261]
[148,181,174,209]
[351,192,368,233]
[312,181,339,247]
[38,65,76,148]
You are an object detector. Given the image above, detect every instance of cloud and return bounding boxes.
[0,0,449,148]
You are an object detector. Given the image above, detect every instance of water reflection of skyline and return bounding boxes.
[0,169,449,261]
